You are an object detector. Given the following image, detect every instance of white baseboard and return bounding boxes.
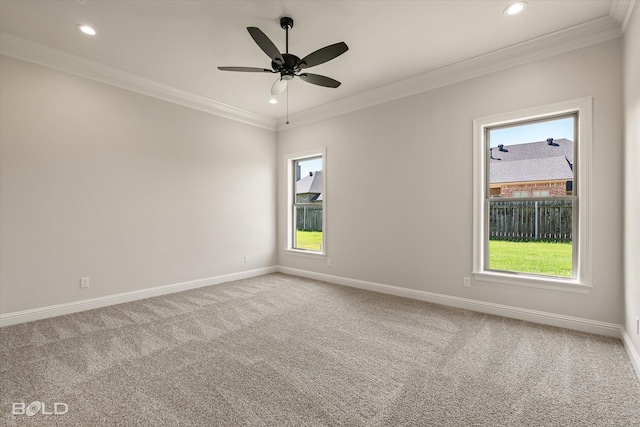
[0,266,278,327]
[277,266,622,338]
[2,266,636,383]
[621,328,640,383]
[0,265,626,343]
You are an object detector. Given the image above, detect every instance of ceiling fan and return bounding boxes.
[218,17,348,96]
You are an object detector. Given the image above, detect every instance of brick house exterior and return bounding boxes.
[489,138,573,198]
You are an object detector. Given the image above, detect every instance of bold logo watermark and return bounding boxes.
[11,401,68,416]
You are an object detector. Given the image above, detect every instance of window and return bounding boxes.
[286,149,325,255]
[473,98,592,292]
[532,190,550,197]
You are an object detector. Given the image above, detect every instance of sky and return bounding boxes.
[297,157,323,178]
[489,116,574,147]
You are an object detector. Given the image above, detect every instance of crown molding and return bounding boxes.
[0,32,277,131]
[1,3,631,134]
[610,0,637,31]
[277,15,624,130]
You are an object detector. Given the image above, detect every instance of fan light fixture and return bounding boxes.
[504,2,527,15]
[76,24,96,35]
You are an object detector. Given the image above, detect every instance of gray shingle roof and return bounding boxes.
[491,156,573,183]
[490,138,573,163]
[489,138,573,184]
[296,171,323,194]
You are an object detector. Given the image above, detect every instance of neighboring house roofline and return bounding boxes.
[296,170,323,195]
[489,138,573,184]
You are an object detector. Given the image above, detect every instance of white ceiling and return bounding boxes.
[0,0,631,126]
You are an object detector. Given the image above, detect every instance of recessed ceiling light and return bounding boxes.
[504,1,527,16]
[76,24,96,36]
[269,98,278,104]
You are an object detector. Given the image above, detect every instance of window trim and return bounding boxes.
[285,148,326,257]
[472,97,592,293]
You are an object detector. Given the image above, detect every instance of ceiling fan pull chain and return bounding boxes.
[286,84,290,125]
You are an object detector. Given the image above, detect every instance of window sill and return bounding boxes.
[284,249,326,258]
[472,271,592,294]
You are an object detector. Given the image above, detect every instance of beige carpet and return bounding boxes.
[1,273,639,426]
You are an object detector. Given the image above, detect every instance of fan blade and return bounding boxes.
[247,27,284,65]
[271,78,288,95]
[218,67,274,73]
[298,73,341,88]
[298,42,348,69]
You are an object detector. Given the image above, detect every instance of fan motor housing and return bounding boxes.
[272,53,302,73]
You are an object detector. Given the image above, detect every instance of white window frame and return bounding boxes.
[472,97,592,293]
[285,148,326,257]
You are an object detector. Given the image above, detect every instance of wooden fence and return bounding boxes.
[489,199,572,242]
[295,200,571,239]
[296,205,323,232]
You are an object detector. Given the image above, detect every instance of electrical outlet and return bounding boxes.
[80,277,90,288]
[327,258,332,267]
[244,256,249,263]
[463,277,471,288]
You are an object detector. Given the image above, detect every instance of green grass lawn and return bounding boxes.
[489,240,572,277]
[296,230,323,251]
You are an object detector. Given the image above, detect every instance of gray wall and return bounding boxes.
[624,5,640,357]
[278,39,624,325]
[0,31,632,335]
[0,56,277,314]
